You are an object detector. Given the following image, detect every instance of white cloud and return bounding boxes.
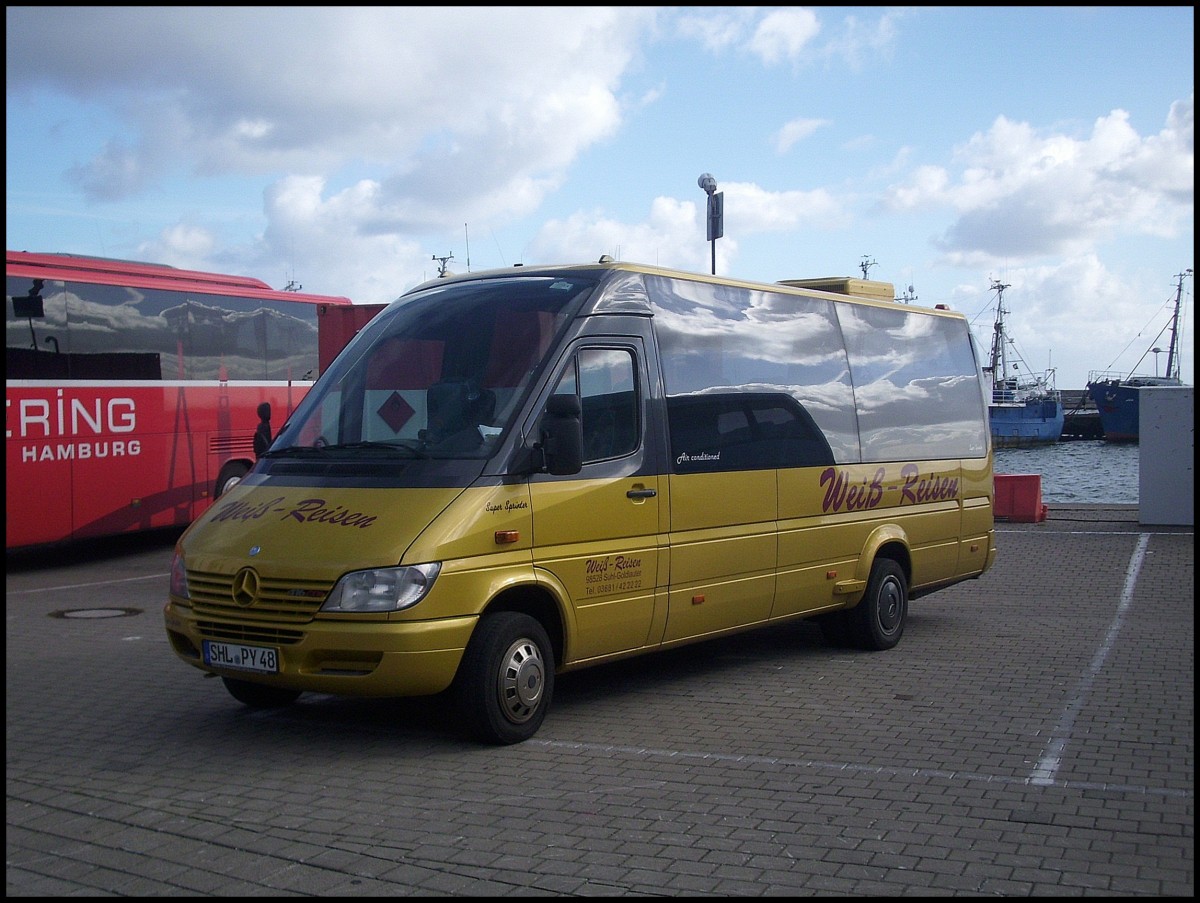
[673,7,763,52]
[775,117,831,154]
[880,100,1195,263]
[530,196,724,275]
[11,7,655,216]
[748,8,821,66]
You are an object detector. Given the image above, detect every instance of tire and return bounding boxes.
[846,558,908,651]
[222,676,301,709]
[455,612,554,745]
[215,461,250,497]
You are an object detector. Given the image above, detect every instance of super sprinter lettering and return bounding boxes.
[211,496,377,528]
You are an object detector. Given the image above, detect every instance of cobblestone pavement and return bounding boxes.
[6,508,1193,896]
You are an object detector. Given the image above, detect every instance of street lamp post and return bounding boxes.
[697,173,723,275]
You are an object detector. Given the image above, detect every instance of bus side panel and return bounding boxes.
[70,410,203,541]
[878,459,965,590]
[5,382,311,548]
[959,456,997,574]
[774,466,869,618]
[773,460,969,617]
[5,385,75,548]
[662,469,777,642]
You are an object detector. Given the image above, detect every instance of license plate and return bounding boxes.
[203,640,279,674]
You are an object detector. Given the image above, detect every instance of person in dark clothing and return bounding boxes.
[253,402,272,459]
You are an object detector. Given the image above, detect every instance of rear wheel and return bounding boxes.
[215,461,250,497]
[455,612,554,745]
[222,677,301,708]
[846,558,908,650]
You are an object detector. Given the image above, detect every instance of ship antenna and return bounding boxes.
[988,278,1011,385]
[859,256,877,279]
[1164,268,1191,381]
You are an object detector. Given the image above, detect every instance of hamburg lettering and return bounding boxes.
[23,440,142,462]
[11,391,141,463]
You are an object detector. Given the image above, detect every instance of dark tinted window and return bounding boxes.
[667,392,833,473]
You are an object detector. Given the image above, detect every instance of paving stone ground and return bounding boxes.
[6,506,1193,896]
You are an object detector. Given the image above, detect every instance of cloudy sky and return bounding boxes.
[6,6,1194,388]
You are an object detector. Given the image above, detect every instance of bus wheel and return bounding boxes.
[215,461,250,496]
[221,677,301,708]
[847,558,907,651]
[455,612,554,745]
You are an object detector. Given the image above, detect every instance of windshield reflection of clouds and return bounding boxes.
[5,278,320,381]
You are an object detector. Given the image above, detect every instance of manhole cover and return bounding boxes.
[51,607,143,619]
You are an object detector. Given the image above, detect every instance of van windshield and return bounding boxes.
[272,274,596,460]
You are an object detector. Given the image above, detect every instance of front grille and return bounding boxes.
[196,620,306,645]
[187,567,332,622]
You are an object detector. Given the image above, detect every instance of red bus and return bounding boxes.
[6,250,355,551]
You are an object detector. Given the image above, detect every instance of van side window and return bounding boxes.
[645,274,859,463]
[667,392,833,472]
[552,347,638,463]
[837,304,989,461]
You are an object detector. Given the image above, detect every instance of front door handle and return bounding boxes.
[626,488,657,499]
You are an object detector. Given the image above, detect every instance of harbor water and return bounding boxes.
[993,440,1139,505]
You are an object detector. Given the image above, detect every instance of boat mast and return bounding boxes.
[988,279,1011,387]
[1163,269,1191,381]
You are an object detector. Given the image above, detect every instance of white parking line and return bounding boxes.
[1028,532,1150,785]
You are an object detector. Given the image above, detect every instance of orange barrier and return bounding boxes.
[994,473,1047,523]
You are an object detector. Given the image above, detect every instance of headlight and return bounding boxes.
[321,563,441,613]
[170,549,190,599]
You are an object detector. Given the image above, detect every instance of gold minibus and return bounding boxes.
[164,261,995,743]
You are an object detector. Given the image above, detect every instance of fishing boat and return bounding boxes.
[1086,270,1191,442]
[983,279,1064,448]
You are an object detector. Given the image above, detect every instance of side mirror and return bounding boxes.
[539,394,583,475]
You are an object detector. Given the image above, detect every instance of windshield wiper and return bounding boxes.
[264,441,429,459]
[314,440,430,458]
[261,445,324,458]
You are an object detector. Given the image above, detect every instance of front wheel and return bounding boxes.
[455,612,554,745]
[215,461,250,497]
[845,558,908,651]
[222,677,301,709]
